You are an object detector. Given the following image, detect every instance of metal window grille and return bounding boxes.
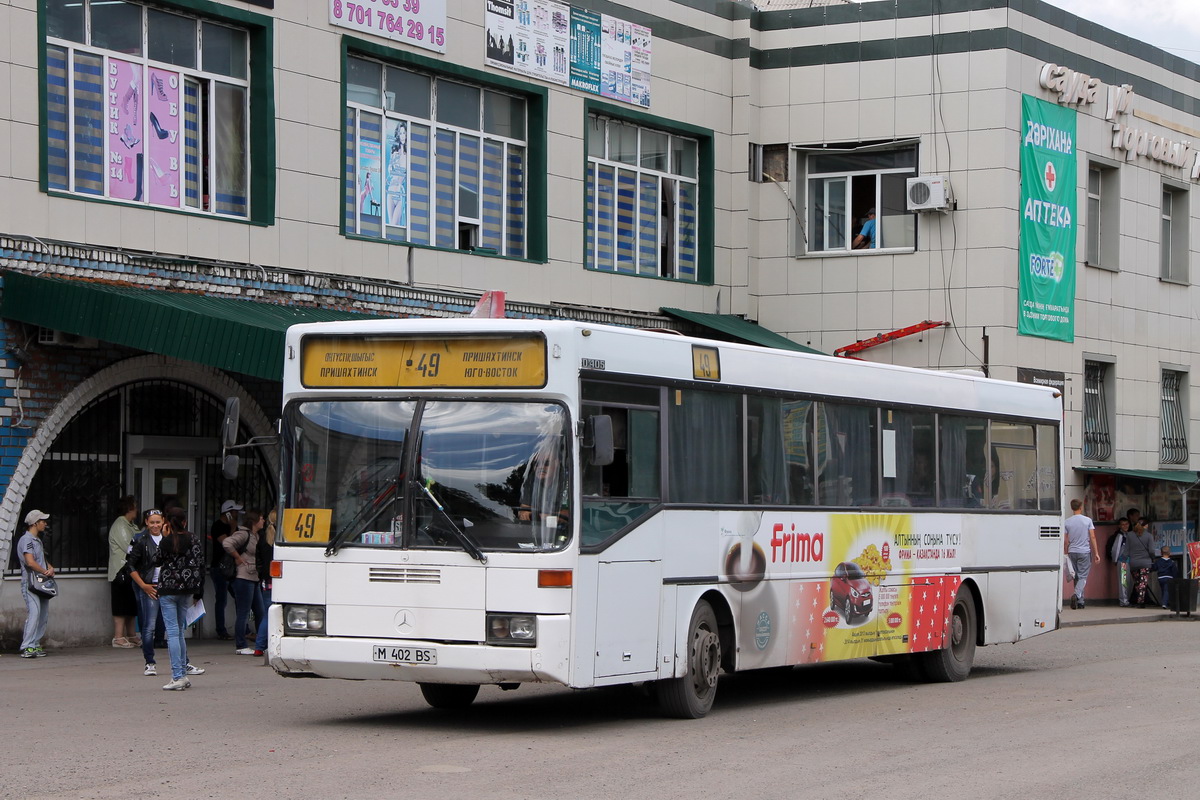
[1082,362,1112,461]
[7,380,274,574]
[1161,371,1188,465]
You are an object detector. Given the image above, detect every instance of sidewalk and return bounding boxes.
[1058,602,1197,628]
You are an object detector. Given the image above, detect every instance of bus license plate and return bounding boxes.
[372,645,437,665]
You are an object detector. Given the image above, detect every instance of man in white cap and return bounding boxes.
[208,500,242,640]
[19,510,54,658]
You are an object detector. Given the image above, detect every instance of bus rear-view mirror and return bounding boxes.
[585,415,614,466]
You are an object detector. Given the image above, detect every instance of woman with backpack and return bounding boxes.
[155,512,207,690]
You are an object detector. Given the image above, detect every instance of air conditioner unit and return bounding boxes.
[906,175,952,212]
[37,327,98,349]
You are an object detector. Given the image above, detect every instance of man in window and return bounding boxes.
[852,208,877,249]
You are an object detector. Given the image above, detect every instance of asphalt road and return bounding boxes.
[3,618,1197,800]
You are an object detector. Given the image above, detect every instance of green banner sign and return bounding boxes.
[1018,94,1077,342]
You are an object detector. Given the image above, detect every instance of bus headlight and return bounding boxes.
[284,604,326,635]
[486,614,537,646]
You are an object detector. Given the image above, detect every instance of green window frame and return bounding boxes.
[342,40,547,261]
[585,105,712,283]
[38,0,275,225]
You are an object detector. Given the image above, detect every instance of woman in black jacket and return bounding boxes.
[156,514,206,690]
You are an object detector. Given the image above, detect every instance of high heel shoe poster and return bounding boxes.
[107,59,143,202]
[147,68,181,207]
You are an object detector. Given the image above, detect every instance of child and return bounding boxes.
[1154,547,1180,610]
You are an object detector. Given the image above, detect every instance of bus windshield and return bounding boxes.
[284,399,572,553]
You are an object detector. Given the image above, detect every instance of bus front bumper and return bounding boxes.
[267,610,572,686]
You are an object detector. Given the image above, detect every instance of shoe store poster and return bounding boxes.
[147,69,181,208]
[107,59,143,202]
[1018,94,1077,342]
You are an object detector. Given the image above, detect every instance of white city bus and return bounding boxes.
[267,318,1063,718]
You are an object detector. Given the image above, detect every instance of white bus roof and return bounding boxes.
[285,318,1062,422]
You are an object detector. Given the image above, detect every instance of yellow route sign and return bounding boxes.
[301,334,547,388]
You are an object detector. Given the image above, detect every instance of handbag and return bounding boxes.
[219,534,249,580]
[29,572,58,598]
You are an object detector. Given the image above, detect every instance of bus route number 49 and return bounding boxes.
[373,645,437,664]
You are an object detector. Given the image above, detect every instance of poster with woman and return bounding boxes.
[358,135,382,219]
[385,119,408,229]
[106,59,143,202]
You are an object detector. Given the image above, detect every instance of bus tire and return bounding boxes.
[918,588,976,682]
[655,600,721,719]
[418,682,480,710]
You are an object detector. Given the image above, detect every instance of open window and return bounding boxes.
[801,142,917,254]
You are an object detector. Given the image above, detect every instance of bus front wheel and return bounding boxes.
[655,600,721,719]
[918,588,976,682]
[419,682,480,710]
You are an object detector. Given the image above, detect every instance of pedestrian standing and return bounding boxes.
[108,495,141,647]
[1064,498,1099,609]
[18,510,54,658]
[209,500,241,640]
[254,506,277,657]
[1154,546,1180,610]
[155,513,207,690]
[1126,520,1157,608]
[127,510,165,675]
[1108,517,1132,607]
[223,509,265,655]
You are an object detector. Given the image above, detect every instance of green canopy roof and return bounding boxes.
[660,307,824,354]
[0,271,381,381]
[1074,466,1200,485]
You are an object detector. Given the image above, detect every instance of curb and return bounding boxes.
[1060,612,1195,628]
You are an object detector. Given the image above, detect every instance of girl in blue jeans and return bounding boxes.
[223,509,265,654]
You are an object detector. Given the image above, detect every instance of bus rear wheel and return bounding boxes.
[917,588,976,682]
[655,600,721,719]
[419,682,480,709]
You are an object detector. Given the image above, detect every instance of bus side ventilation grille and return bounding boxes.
[369,567,441,584]
[1038,526,1061,539]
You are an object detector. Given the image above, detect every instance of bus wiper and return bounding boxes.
[419,479,487,564]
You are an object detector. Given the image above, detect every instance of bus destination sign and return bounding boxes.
[301,334,547,388]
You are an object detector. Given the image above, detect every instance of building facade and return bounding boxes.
[1,0,1196,644]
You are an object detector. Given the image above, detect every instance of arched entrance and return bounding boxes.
[2,355,276,576]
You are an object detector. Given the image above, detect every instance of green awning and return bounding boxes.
[1074,466,1200,485]
[660,307,824,354]
[0,271,382,381]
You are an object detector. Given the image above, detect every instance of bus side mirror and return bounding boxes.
[222,397,241,449]
[585,415,614,466]
[222,454,241,481]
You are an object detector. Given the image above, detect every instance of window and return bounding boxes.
[881,409,935,507]
[1161,370,1188,465]
[586,114,699,280]
[1161,185,1189,283]
[668,389,741,503]
[1086,162,1119,270]
[43,0,256,218]
[1083,361,1113,462]
[805,144,916,253]
[344,55,530,257]
[581,381,660,547]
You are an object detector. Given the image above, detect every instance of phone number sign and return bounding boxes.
[330,0,447,53]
